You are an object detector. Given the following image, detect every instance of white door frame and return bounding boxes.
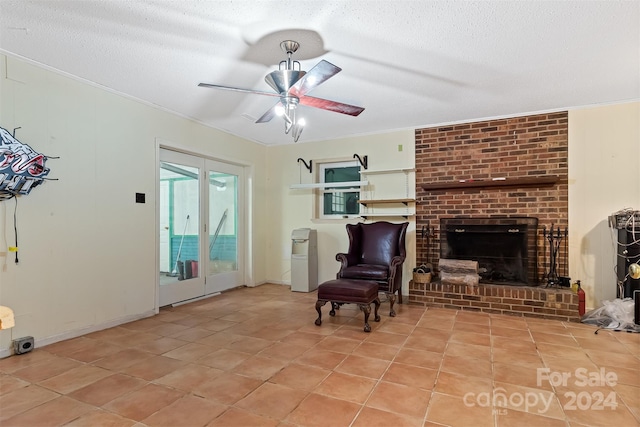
[155,141,250,309]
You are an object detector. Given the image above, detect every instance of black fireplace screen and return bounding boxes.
[440,217,539,285]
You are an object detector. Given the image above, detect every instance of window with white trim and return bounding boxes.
[318,160,361,219]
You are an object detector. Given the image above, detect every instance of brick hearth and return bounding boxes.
[409,280,579,322]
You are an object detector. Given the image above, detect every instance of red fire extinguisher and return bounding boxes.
[577,280,586,317]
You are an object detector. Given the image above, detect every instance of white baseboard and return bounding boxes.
[0,309,156,359]
[172,293,220,307]
[264,280,289,286]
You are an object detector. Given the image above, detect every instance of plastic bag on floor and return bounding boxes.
[581,298,636,330]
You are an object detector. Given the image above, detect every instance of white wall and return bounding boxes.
[0,54,268,354]
[568,102,640,309]
[1,52,637,356]
[265,131,417,294]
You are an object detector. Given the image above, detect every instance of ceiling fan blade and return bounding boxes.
[255,102,281,123]
[299,95,365,116]
[288,60,341,97]
[198,83,279,97]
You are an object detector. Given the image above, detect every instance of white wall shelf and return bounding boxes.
[359,168,415,175]
[360,212,415,219]
[289,180,369,189]
[358,168,415,220]
[359,198,415,206]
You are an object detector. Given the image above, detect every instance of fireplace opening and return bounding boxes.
[440,217,539,286]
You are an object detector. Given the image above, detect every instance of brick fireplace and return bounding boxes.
[409,112,578,321]
[440,216,539,285]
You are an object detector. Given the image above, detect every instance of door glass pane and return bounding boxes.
[160,162,200,284]
[208,170,237,275]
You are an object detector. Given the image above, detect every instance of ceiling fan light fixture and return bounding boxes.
[280,104,294,127]
[198,39,364,144]
[278,100,305,141]
[292,122,304,143]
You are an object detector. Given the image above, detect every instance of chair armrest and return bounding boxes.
[387,255,406,286]
[336,253,348,278]
[390,255,405,269]
[336,252,350,267]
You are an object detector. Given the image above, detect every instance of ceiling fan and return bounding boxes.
[198,40,365,142]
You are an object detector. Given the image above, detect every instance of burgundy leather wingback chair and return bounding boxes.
[336,221,408,316]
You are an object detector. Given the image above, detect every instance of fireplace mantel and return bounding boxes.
[421,175,558,191]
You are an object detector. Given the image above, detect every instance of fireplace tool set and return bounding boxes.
[414,224,437,277]
[542,225,570,288]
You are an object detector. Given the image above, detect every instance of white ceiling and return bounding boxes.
[1,1,638,146]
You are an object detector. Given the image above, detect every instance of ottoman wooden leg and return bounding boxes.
[359,303,372,332]
[315,300,327,326]
[373,297,381,322]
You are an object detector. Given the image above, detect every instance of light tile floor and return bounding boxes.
[0,284,638,427]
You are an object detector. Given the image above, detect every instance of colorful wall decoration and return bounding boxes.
[0,126,52,199]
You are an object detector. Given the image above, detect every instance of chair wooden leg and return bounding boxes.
[330,302,340,316]
[388,293,396,317]
[397,287,403,304]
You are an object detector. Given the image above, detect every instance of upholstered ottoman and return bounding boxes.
[315,279,380,332]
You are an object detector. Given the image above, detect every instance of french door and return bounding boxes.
[205,159,244,294]
[159,148,244,306]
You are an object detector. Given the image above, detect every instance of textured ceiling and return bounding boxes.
[1,1,638,146]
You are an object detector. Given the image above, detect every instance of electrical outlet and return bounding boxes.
[13,336,34,355]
